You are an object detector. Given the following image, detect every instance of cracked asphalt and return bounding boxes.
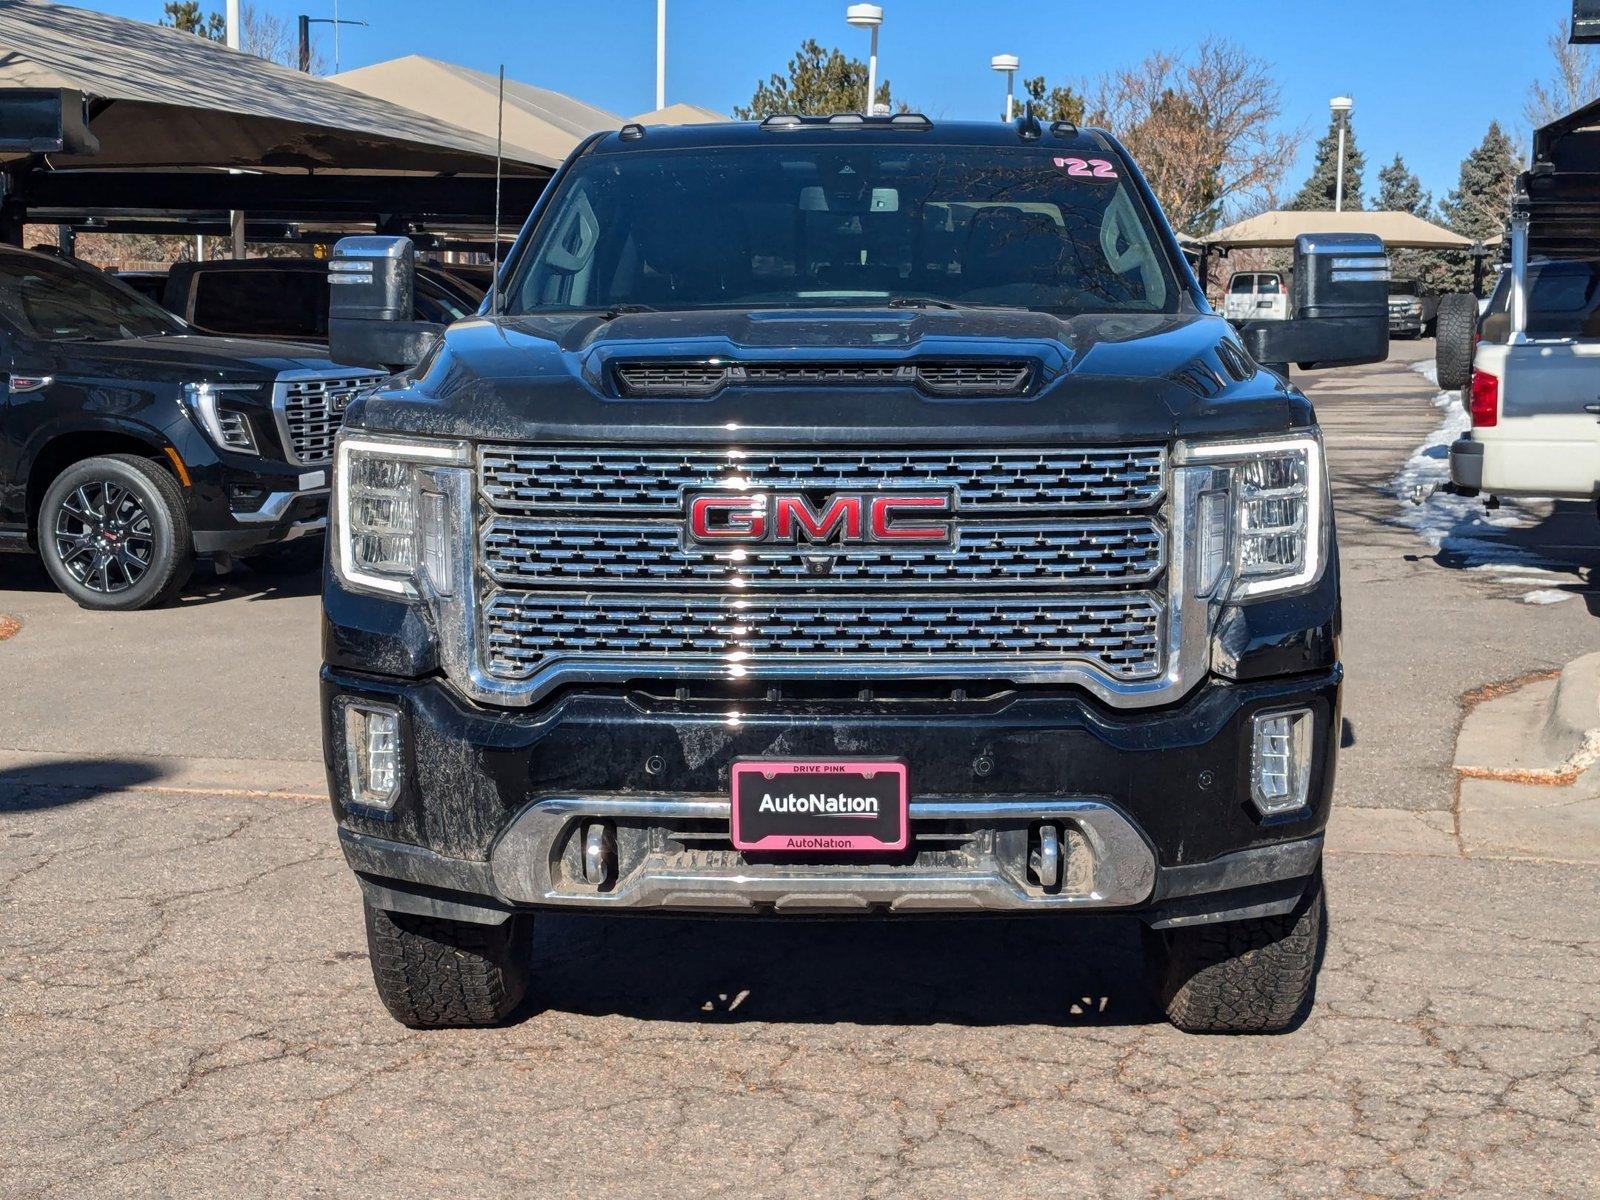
[2,342,1598,1198]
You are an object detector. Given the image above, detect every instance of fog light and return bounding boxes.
[345,702,401,810]
[1250,708,1313,816]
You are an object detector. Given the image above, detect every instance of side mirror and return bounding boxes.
[328,236,443,372]
[1237,233,1390,373]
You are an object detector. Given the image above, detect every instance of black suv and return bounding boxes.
[0,245,381,609]
[320,114,1387,1033]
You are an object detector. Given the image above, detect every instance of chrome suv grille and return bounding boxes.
[479,446,1164,513]
[471,443,1171,698]
[481,516,1164,589]
[483,594,1164,682]
[275,372,383,465]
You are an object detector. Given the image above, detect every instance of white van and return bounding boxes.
[1449,255,1600,500]
[1222,271,1289,322]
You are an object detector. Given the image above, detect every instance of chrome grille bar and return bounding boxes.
[482,592,1165,683]
[481,516,1165,589]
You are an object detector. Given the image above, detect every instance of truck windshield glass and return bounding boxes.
[507,144,1178,316]
[0,253,183,342]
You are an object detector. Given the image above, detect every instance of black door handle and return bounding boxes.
[1584,403,1600,416]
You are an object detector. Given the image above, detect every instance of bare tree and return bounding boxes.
[1088,39,1301,236]
[1524,18,1600,132]
[242,3,324,72]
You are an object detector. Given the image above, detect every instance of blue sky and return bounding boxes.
[93,0,1586,207]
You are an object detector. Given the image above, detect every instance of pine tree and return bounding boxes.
[1375,155,1431,216]
[1286,115,1365,212]
[1435,121,1523,292]
[735,40,896,119]
[1440,121,1522,242]
[1374,155,1449,291]
[1021,76,1085,125]
[160,1,224,40]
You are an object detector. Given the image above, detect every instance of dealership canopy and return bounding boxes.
[1200,210,1477,251]
[0,0,552,242]
[331,56,620,167]
[626,102,729,126]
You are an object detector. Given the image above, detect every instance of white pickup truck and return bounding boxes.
[1449,252,1600,501]
[1448,93,1600,504]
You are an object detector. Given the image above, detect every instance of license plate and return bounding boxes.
[730,759,908,853]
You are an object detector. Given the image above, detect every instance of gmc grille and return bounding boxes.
[274,372,384,465]
[472,444,1171,696]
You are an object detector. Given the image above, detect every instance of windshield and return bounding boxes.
[507,143,1179,317]
[1482,258,1600,341]
[0,252,184,341]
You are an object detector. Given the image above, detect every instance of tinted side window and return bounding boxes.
[189,270,327,339]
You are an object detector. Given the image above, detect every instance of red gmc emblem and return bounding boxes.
[687,491,954,547]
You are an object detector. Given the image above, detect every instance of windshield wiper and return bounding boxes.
[596,303,658,321]
[886,296,960,310]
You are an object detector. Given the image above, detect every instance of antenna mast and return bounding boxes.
[492,64,504,317]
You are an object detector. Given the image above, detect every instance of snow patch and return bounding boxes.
[1411,360,1439,388]
[1390,388,1557,569]
[1521,589,1576,605]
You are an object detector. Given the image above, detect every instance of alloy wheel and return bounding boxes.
[52,480,156,595]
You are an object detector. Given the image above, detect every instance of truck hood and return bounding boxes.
[354,307,1314,446]
[33,332,336,384]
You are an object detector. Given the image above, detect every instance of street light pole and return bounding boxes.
[226,0,243,260]
[846,5,884,115]
[656,0,666,112]
[990,54,1019,121]
[1330,95,1353,213]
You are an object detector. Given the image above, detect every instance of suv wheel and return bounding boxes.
[38,454,194,611]
[1143,868,1325,1034]
[363,901,535,1028]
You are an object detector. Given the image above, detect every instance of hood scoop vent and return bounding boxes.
[613,358,1035,400]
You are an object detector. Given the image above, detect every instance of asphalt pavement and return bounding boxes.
[2,340,1598,1199]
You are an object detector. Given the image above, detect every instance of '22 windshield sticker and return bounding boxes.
[1053,156,1119,179]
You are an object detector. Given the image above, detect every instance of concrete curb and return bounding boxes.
[1454,652,1600,779]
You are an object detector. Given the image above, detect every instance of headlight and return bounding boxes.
[1181,433,1327,599]
[332,434,467,598]
[182,382,262,454]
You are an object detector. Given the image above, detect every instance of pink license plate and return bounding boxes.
[730,759,909,853]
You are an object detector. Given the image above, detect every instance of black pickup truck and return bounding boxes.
[320,114,1388,1033]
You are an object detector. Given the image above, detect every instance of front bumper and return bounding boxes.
[324,665,1340,928]
[189,466,330,554]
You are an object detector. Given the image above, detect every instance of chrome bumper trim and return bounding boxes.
[485,795,1158,913]
[233,487,328,524]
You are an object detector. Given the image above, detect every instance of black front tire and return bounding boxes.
[364,902,535,1029]
[1143,868,1325,1034]
[38,454,193,611]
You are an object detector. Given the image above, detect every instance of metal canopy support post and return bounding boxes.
[1508,209,1530,342]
